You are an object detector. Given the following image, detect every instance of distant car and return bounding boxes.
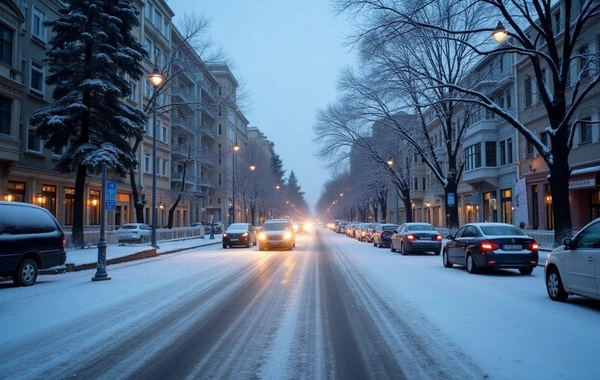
[545,217,600,302]
[295,221,312,234]
[0,201,67,286]
[372,224,400,248]
[443,223,538,275]
[390,223,442,255]
[364,223,381,243]
[258,219,296,251]
[117,223,151,243]
[204,222,223,234]
[223,223,257,248]
[190,222,204,228]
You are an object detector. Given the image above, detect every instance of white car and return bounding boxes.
[117,223,151,243]
[545,217,600,302]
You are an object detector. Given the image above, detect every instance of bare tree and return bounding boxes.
[335,0,600,244]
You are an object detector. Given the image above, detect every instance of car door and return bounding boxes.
[447,226,467,263]
[391,225,404,250]
[563,221,600,295]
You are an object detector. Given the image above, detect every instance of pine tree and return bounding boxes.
[32,0,147,248]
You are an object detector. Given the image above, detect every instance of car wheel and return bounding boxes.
[401,243,407,256]
[140,235,148,243]
[466,254,478,274]
[443,250,453,268]
[14,258,38,287]
[519,267,534,275]
[222,244,227,249]
[246,241,251,248]
[373,239,377,247]
[546,267,568,302]
[390,243,396,252]
[378,240,383,248]
[434,248,441,256]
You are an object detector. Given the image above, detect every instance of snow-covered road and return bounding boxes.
[1,229,599,379]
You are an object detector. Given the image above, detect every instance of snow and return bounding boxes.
[1,231,599,378]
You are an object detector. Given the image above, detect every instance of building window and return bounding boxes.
[580,44,590,78]
[413,177,418,191]
[524,77,533,107]
[218,174,222,186]
[162,125,167,142]
[553,10,561,34]
[505,89,512,109]
[32,7,46,41]
[162,19,169,36]
[154,10,162,28]
[0,24,13,65]
[145,2,153,20]
[218,124,222,135]
[0,96,10,135]
[500,140,506,165]
[501,189,512,224]
[485,141,496,167]
[128,81,137,101]
[162,159,167,176]
[27,119,42,153]
[422,177,427,191]
[580,117,592,143]
[30,61,44,96]
[465,143,481,171]
[65,188,74,225]
[507,138,513,164]
[144,154,150,173]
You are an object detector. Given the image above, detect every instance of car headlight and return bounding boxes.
[242,232,248,237]
[258,232,266,240]
[223,233,228,237]
[284,231,293,240]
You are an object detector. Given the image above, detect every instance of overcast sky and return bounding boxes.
[168,0,357,214]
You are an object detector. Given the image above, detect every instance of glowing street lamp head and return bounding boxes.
[148,68,164,87]
[492,21,508,43]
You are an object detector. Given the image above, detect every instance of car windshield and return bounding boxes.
[383,225,398,231]
[408,224,436,231]
[480,225,526,236]
[227,224,248,231]
[121,225,138,230]
[263,222,290,231]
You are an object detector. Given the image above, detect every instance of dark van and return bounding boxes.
[0,201,67,286]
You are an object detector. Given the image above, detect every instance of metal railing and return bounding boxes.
[65,226,206,249]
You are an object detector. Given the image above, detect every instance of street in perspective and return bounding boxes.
[1,227,599,379]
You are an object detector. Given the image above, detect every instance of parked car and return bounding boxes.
[295,221,312,234]
[372,224,400,248]
[223,223,257,248]
[365,223,381,243]
[117,223,151,243]
[204,222,223,234]
[0,201,67,286]
[190,222,204,228]
[390,223,443,255]
[545,217,600,302]
[443,222,539,275]
[258,219,296,251]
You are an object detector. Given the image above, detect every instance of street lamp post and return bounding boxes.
[148,68,164,248]
[231,143,240,224]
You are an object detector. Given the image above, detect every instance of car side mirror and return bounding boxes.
[446,234,453,240]
[563,238,573,249]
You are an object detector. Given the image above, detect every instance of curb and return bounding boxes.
[39,240,222,275]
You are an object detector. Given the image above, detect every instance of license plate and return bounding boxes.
[230,238,238,241]
[503,244,521,250]
[420,236,431,240]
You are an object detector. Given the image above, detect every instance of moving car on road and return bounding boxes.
[0,201,67,286]
[223,223,257,248]
[258,219,295,251]
[545,217,600,302]
[390,223,443,255]
[443,222,538,275]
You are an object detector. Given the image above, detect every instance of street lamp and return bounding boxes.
[231,143,240,224]
[492,21,508,43]
[148,67,164,248]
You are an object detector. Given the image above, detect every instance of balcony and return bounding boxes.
[200,124,216,140]
[433,185,445,197]
[171,172,196,187]
[171,115,194,134]
[464,119,499,147]
[197,178,212,188]
[172,87,192,103]
[462,166,499,187]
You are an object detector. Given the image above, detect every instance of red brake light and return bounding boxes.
[406,234,415,241]
[435,235,442,241]
[527,242,539,251]
[480,241,500,251]
[62,235,66,250]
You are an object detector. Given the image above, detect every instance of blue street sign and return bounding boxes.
[448,192,455,206]
[105,201,116,211]
[106,181,117,202]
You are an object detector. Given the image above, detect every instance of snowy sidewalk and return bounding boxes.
[40,235,223,274]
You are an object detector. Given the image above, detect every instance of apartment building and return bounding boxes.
[0,0,257,237]
[381,3,600,230]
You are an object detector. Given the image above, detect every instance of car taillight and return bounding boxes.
[527,241,539,251]
[480,241,500,251]
[382,231,390,237]
[62,235,66,250]
[406,234,415,241]
[435,235,442,241]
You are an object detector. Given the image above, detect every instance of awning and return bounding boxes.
[569,165,600,189]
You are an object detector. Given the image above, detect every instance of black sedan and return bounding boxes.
[222,223,257,248]
[372,224,400,248]
[442,223,539,275]
[390,223,442,255]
